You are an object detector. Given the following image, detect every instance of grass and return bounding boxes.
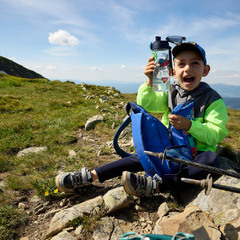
[0,73,136,239]
[0,73,239,239]
[221,108,240,150]
[0,205,28,240]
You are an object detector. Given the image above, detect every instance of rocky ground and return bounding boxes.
[6,117,240,240]
[16,178,175,240]
[13,127,184,240]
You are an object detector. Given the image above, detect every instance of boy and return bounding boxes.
[55,42,228,198]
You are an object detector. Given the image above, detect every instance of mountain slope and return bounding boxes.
[0,56,44,79]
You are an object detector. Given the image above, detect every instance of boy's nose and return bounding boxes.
[184,64,191,72]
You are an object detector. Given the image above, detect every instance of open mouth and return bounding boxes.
[183,76,195,84]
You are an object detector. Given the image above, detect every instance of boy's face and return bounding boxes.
[173,50,210,91]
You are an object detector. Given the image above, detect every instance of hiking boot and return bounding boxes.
[55,167,93,192]
[122,171,160,197]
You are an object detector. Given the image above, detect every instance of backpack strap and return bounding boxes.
[170,100,197,160]
[113,115,132,158]
[113,102,144,158]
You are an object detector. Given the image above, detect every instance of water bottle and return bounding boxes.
[150,36,171,92]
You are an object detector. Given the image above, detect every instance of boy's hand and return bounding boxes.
[169,114,192,131]
[144,56,156,87]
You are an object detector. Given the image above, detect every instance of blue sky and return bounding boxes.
[1,0,240,90]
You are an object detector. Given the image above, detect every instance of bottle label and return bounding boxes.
[158,59,169,67]
[152,50,170,92]
[162,77,168,83]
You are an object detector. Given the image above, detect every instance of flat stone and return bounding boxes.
[51,231,77,240]
[85,115,104,131]
[103,186,133,213]
[46,196,103,238]
[154,206,221,239]
[17,147,47,157]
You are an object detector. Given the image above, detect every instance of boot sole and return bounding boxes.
[55,173,74,193]
[55,172,92,193]
[122,171,141,197]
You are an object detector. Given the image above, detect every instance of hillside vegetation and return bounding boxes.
[0,73,239,239]
[0,56,44,79]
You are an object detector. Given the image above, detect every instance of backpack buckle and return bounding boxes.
[152,174,163,183]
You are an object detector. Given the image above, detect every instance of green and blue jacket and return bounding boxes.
[137,81,229,152]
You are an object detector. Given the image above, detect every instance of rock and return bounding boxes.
[100,95,110,102]
[103,186,133,213]
[68,150,77,158]
[35,205,51,214]
[110,219,126,239]
[74,225,84,235]
[0,180,6,192]
[157,202,169,218]
[30,195,42,203]
[154,206,221,239]
[19,236,29,240]
[60,198,69,207]
[111,122,116,129]
[17,146,47,157]
[92,217,127,240]
[114,93,121,98]
[100,108,109,113]
[190,175,240,225]
[44,209,62,219]
[46,196,103,238]
[34,202,43,212]
[51,231,77,240]
[18,202,26,211]
[85,115,104,131]
[92,217,114,240]
[99,98,105,103]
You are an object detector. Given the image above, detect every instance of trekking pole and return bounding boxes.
[144,150,240,179]
[181,174,240,195]
[144,150,240,195]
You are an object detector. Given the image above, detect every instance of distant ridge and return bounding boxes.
[73,80,240,110]
[0,56,45,79]
[79,80,240,98]
[210,83,240,98]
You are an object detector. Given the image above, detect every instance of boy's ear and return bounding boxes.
[203,65,210,77]
[172,68,177,79]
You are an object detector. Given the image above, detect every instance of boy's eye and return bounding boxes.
[178,62,185,67]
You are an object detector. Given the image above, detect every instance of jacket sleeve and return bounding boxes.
[136,81,168,113]
[188,98,228,149]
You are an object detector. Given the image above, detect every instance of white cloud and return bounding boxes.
[48,30,79,46]
[120,64,127,69]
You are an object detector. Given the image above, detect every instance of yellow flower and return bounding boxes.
[53,188,59,194]
[45,191,49,196]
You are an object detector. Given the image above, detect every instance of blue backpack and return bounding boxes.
[113,101,196,180]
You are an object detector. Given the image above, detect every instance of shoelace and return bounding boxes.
[71,172,83,187]
[135,175,148,195]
